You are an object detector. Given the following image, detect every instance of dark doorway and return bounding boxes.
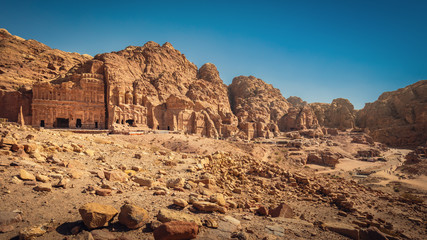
[56,118,69,128]
[76,119,82,128]
[167,126,170,130]
[157,126,160,130]
[95,122,98,128]
[40,120,45,127]
[126,119,134,126]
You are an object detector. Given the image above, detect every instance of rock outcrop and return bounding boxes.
[0,29,91,123]
[356,80,427,147]
[1,27,426,147]
[287,96,307,108]
[0,29,92,90]
[278,105,319,131]
[29,41,237,138]
[310,98,356,130]
[229,75,290,139]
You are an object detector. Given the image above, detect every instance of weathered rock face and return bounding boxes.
[356,80,427,147]
[28,40,237,138]
[0,29,91,124]
[278,105,319,131]
[98,43,237,137]
[310,98,356,130]
[0,29,91,90]
[229,75,290,139]
[287,96,307,108]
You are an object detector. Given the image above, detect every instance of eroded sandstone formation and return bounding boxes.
[278,105,319,131]
[310,98,356,130]
[228,76,290,139]
[30,41,238,138]
[1,28,426,146]
[0,28,92,91]
[356,80,427,147]
[0,29,91,124]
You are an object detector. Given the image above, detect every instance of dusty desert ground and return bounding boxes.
[0,122,426,240]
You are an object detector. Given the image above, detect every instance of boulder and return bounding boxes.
[269,203,294,218]
[132,176,153,187]
[166,178,185,188]
[78,203,118,229]
[157,209,202,226]
[153,221,198,240]
[118,204,149,229]
[173,199,188,208]
[104,170,128,182]
[192,201,221,213]
[19,169,35,181]
[34,183,52,192]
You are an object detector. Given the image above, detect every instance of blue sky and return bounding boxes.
[1,0,426,109]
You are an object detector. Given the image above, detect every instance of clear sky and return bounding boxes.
[1,0,426,109]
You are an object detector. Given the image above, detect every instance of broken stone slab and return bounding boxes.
[19,169,35,181]
[34,183,52,192]
[166,177,185,188]
[265,225,285,237]
[157,209,202,226]
[103,170,128,182]
[132,176,154,187]
[19,222,54,240]
[173,198,188,208]
[192,201,223,213]
[323,222,359,240]
[153,221,199,240]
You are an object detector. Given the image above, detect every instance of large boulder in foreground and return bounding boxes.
[153,221,198,240]
[79,203,118,229]
[118,204,149,229]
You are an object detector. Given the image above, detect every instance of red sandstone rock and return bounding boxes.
[356,80,427,147]
[118,204,149,229]
[268,203,294,218]
[310,98,356,130]
[229,75,290,139]
[153,221,198,240]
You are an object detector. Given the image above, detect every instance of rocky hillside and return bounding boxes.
[0,29,91,90]
[0,29,92,123]
[59,41,238,137]
[228,75,290,128]
[310,98,356,130]
[357,80,427,147]
[0,28,426,148]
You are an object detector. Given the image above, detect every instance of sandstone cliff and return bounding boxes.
[310,98,356,130]
[0,29,91,90]
[42,41,238,137]
[278,105,319,131]
[228,76,290,138]
[356,80,427,147]
[0,29,91,123]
